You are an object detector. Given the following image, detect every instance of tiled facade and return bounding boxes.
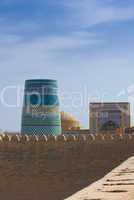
[21,79,61,136]
[90,102,130,133]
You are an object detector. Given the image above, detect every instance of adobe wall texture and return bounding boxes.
[0,134,134,200]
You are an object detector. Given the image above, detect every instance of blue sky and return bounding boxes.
[0,0,134,131]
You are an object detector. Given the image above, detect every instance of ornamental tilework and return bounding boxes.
[21,79,61,136]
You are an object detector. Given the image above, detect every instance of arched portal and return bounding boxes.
[101,120,119,131]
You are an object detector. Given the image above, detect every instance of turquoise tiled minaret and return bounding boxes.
[21,79,61,135]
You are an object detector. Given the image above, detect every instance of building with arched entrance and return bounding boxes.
[90,102,130,134]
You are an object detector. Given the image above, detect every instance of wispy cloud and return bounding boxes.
[0,0,134,41]
[59,0,134,27]
[40,32,101,50]
[0,0,133,70]
[0,0,134,131]
[0,31,101,66]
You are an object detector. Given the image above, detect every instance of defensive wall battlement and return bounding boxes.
[0,133,134,200]
[0,133,134,144]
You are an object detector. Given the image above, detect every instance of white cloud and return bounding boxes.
[60,0,134,27]
[41,32,101,50]
[0,31,101,58]
[0,0,134,131]
[0,30,102,78]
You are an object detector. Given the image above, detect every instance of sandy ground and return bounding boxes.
[0,139,134,200]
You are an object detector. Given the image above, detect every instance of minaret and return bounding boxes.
[21,79,61,135]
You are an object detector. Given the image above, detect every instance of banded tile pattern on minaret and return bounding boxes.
[21,79,61,135]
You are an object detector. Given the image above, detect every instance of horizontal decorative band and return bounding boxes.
[24,95,60,106]
[21,125,61,135]
[25,82,58,88]
[22,124,61,126]
[23,105,60,114]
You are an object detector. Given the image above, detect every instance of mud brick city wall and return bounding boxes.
[0,134,134,200]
